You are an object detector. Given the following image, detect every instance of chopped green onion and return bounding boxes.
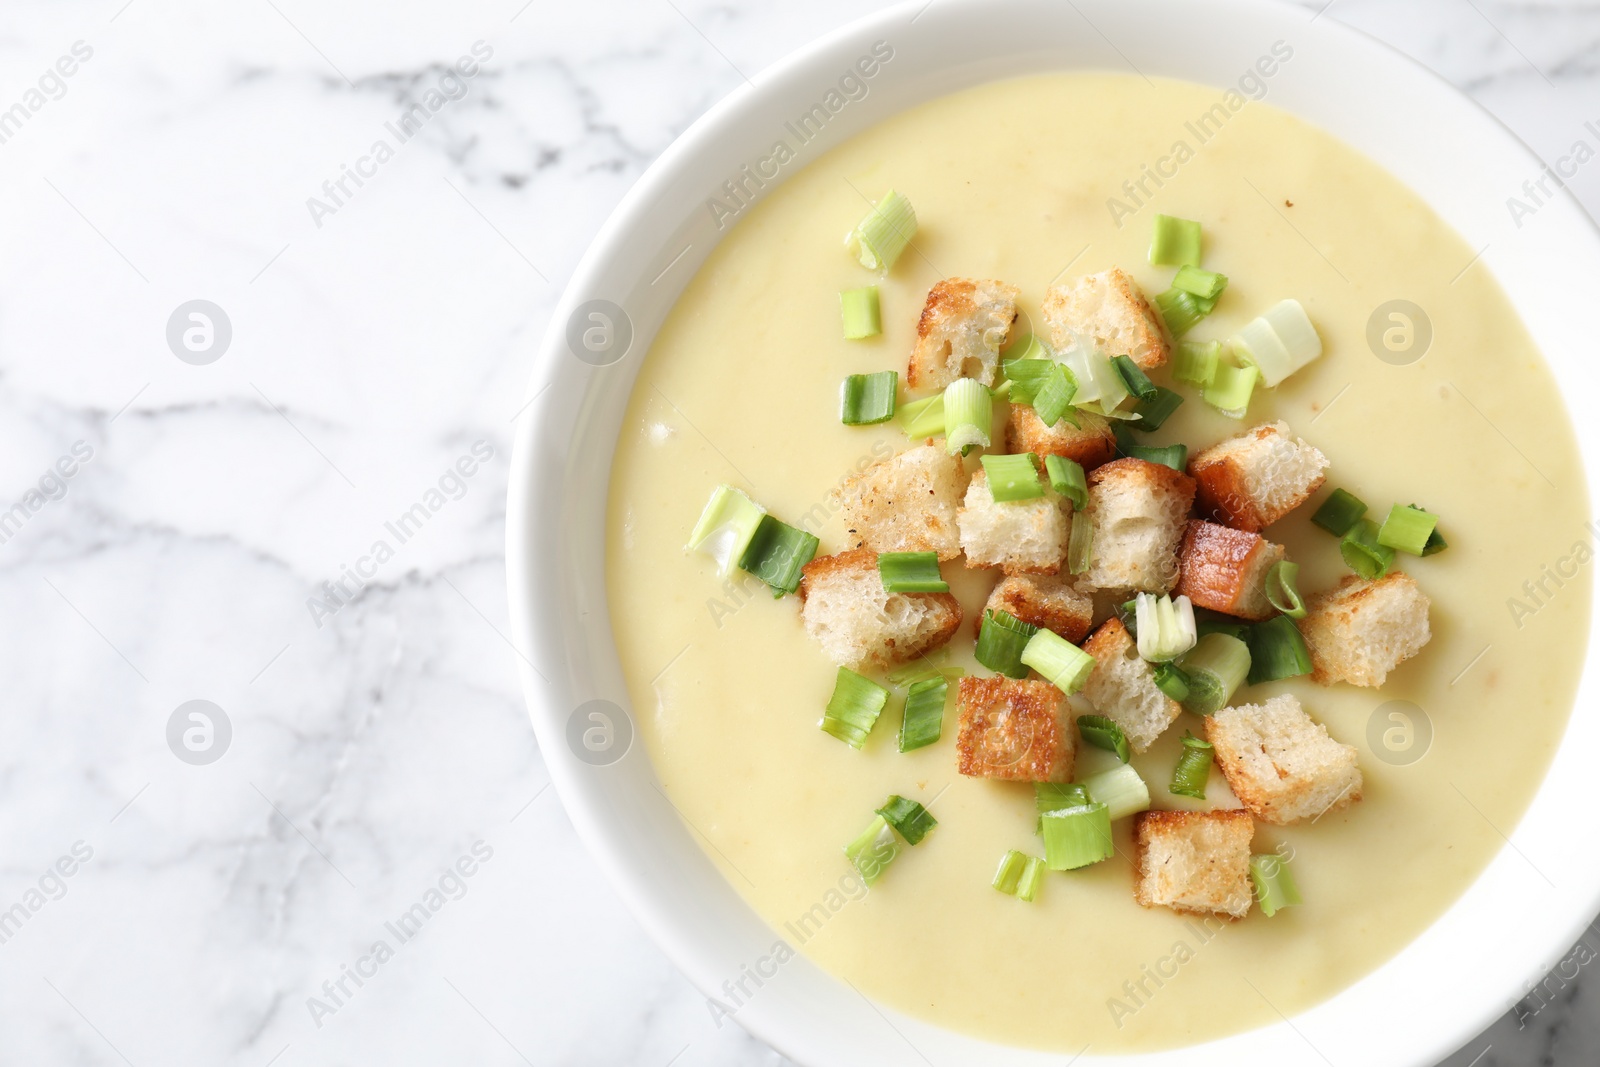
[820,667,889,748]
[877,551,948,593]
[846,189,917,271]
[975,610,1038,679]
[1041,802,1114,870]
[1045,455,1088,510]
[739,515,820,595]
[1067,510,1093,575]
[840,286,881,339]
[943,378,992,454]
[1134,593,1198,662]
[1178,632,1251,715]
[1111,355,1157,400]
[1233,299,1322,387]
[1149,213,1202,267]
[1006,334,1051,361]
[1169,732,1213,800]
[1036,782,1091,831]
[844,814,899,885]
[1015,854,1045,901]
[898,673,950,752]
[1156,288,1211,338]
[1060,346,1130,413]
[1172,265,1228,301]
[1311,488,1367,536]
[1174,340,1222,386]
[1377,504,1439,556]
[1077,714,1130,762]
[840,370,897,425]
[1247,615,1313,684]
[1230,315,1291,386]
[1002,358,1053,405]
[899,393,945,439]
[993,850,1045,901]
[1265,560,1306,619]
[886,662,963,687]
[686,484,766,578]
[1421,525,1449,557]
[1341,518,1394,580]
[981,453,1044,502]
[1021,627,1096,694]
[1196,613,1252,642]
[876,795,937,845]
[1250,853,1304,917]
[1032,363,1079,427]
[1203,359,1259,418]
[1122,442,1187,472]
[1152,661,1191,702]
[1080,762,1151,820]
[1131,386,1184,431]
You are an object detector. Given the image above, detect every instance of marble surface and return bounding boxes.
[2,0,1597,1064]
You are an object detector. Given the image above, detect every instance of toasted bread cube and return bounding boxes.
[1302,572,1432,687]
[1134,810,1255,919]
[1189,420,1328,532]
[838,444,967,560]
[1079,617,1181,753]
[1174,520,1285,621]
[1004,403,1118,472]
[907,278,1020,390]
[1205,694,1362,824]
[980,573,1094,643]
[1040,268,1170,370]
[955,676,1074,782]
[1083,458,1196,593]
[957,469,1068,575]
[798,549,962,669]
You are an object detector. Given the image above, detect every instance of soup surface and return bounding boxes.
[605,72,1589,1051]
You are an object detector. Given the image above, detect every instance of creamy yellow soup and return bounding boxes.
[605,73,1590,1053]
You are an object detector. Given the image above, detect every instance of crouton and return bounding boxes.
[1189,420,1328,532]
[1079,617,1181,753]
[1174,520,1285,621]
[980,573,1094,643]
[1301,572,1432,687]
[1205,694,1362,824]
[907,278,1020,390]
[1083,458,1196,593]
[838,444,967,560]
[1040,268,1170,370]
[955,676,1074,782]
[798,549,962,669]
[957,469,1068,575]
[1004,403,1119,471]
[1134,810,1255,919]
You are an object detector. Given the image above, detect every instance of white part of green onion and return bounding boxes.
[846,190,917,272]
[1020,628,1096,695]
[1134,593,1197,663]
[1250,853,1304,917]
[684,484,766,578]
[943,378,992,454]
[1233,299,1322,387]
[1079,763,1151,821]
[844,814,900,886]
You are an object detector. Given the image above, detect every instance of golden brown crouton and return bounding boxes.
[1004,403,1119,472]
[798,549,961,669]
[957,470,1069,575]
[1083,458,1197,593]
[955,676,1074,782]
[907,278,1020,390]
[1205,694,1362,824]
[1174,521,1285,621]
[1134,810,1255,919]
[1189,420,1328,532]
[838,444,967,560]
[1040,268,1171,370]
[1079,617,1181,753]
[980,573,1094,643]
[1301,572,1432,687]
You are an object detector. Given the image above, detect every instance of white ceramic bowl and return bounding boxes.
[507,1,1600,1062]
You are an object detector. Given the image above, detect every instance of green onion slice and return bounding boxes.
[899,392,945,440]
[1178,632,1251,715]
[876,795,937,845]
[1060,346,1130,413]
[1035,782,1091,832]
[1421,525,1449,557]
[1067,510,1093,575]
[1015,854,1045,901]
[1134,592,1198,662]
[1021,627,1096,694]
[844,814,900,885]
[840,370,897,425]
[981,453,1044,502]
[975,610,1038,679]
[993,850,1045,901]
[846,189,917,271]
[1041,802,1114,870]
[1111,355,1157,400]
[876,551,948,593]
[1169,732,1214,800]
[1247,615,1313,685]
[1045,455,1088,510]
[886,662,963,687]
[1077,713,1131,762]
[1311,488,1367,536]
[1265,560,1306,619]
[1123,441,1187,472]
[1032,362,1080,427]
[1172,265,1228,301]
[1156,288,1210,338]
[943,378,992,455]
[739,515,820,595]
[840,286,882,340]
[1233,299,1322,387]
[1002,358,1054,405]
[1080,762,1151,820]
[1195,612,1252,643]
[1149,213,1203,267]
[1131,386,1184,431]
[1341,518,1395,580]
[1152,661,1191,702]
[1203,358,1259,418]
[1173,340,1221,386]
[686,484,766,578]
[898,673,950,752]
[820,667,890,748]
[1250,853,1304,917]
[1377,504,1439,557]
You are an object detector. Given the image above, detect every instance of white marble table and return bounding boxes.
[1,0,1595,1064]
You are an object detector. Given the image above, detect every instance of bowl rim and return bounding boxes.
[507,1,1600,1063]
